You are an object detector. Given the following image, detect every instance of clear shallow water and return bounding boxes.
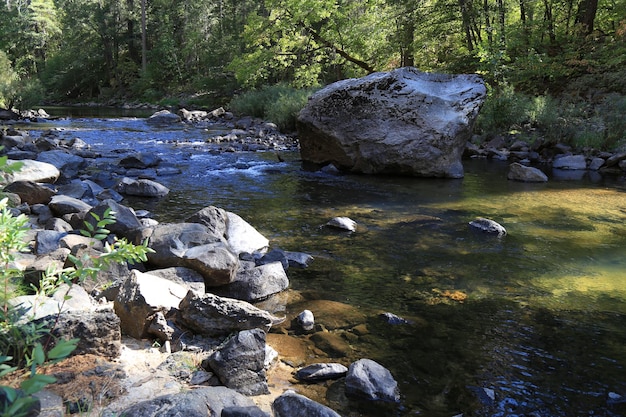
[21,115,626,415]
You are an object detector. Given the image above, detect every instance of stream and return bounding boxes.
[17,110,626,416]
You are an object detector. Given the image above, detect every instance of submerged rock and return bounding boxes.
[507,162,548,182]
[345,359,400,403]
[469,217,507,237]
[295,363,348,382]
[326,216,357,232]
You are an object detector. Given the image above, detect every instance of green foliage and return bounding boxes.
[475,84,531,134]
[230,84,318,131]
[0,51,19,109]
[0,188,152,417]
[475,87,626,151]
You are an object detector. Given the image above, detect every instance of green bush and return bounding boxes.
[0,188,153,417]
[475,84,531,135]
[599,94,626,150]
[475,87,626,151]
[229,84,319,132]
[0,52,19,109]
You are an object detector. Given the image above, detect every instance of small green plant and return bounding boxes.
[0,197,153,416]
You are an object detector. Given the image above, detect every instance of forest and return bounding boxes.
[1,0,625,147]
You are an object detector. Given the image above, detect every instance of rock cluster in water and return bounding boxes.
[0,121,402,416]
[466,135,626,182]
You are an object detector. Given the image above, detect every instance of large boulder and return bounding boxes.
[146,223,238,284]
[3,180,56,205]
[146,110,181,125]
[345,359,400,403]
[38,309,122,358]
[37,150,86,181]
[272,391,342,417]
[507,162,548,182]
[212,261,289,302]
[177,291,283,336]
[114,386,256,417]
[113,270,188,339]
[207,329,269,396]
[115,177,169,198]
[3,159,60,183]
[225,212,269,254]
[297,67,486,178]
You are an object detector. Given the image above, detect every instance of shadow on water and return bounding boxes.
[17,114,626,416]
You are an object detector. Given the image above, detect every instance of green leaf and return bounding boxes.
[32,343,45,366]
[0,386,18,403]
[47,339,78,360]
[20,373,57,395]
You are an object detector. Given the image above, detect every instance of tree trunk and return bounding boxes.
[127,0,140,64]
[575,0,598,34]
[141,0,146,73]
[497,0,506,47]
[542,0,556,43]
[458,0,475,51]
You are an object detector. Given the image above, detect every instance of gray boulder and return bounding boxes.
[3,180,56,204]
[182,242,240,286]
[58,179,105,201]
[177,291,283,336]
[113,270,188,339]
[226,211,269,254]
[295,362,348,381]
[34,230,68,255]
[146,223,237,284]
[115,177,169,197]
[111,386,255,417]
[86,199,143,241]
[297,67,486,178]
[146,110,181,125]
[211,261,289,301]
[36,150,86,180]
[40,308,121,358]
[345,358,400,403]
[48,194,92,216]
[553,154,587,170]
[4,159,60,183]
[207,329,269,396]
[147,266,205,294]
[507,162,548,182]
[146,222,223,266]
[272,390,342,417]
[119,152,162,169]
[469,217,507,236]
[186,206,229,238]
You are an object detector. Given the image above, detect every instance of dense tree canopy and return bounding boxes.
[0,0,624,105]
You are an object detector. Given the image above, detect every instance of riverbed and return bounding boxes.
[18,112,626,416]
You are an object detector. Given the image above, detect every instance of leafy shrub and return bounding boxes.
[0,184,153,417]
[599,94,626,150]
[0,52,19,109]
[230,84,318,132]
[475,84,531,135]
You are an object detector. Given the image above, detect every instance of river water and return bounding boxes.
[20,112,626,416]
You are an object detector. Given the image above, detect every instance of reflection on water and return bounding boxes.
[21,116,626,415]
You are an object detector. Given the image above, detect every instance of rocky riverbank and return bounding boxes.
[2,106,626,416]
[0,113,404,416]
